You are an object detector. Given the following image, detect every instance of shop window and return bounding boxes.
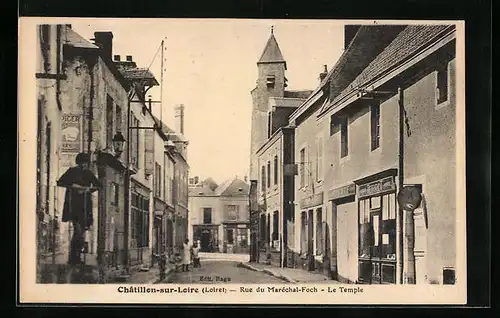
[359,193,397,284]
[237,228,248,247]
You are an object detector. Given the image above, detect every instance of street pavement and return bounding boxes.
[197,252,249,263]
[166,260,283,284]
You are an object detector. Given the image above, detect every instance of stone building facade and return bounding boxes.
[36,24,65,270]
[249,24,460,286]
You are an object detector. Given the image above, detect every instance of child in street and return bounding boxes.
[191,242,201,268]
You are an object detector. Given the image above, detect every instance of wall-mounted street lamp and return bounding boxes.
[112,132,125,158]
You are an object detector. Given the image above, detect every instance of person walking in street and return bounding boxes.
[181,239,191,272]
[56,152,101,265]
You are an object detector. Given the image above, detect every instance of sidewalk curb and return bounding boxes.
[238,262,298,283]
[148,267,174,284]
[237,262,262,272]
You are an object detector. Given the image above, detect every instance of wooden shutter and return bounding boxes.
[144,129,154,175]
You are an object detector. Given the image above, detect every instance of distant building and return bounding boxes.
[188,177,250,254]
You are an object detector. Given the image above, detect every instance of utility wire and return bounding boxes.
[132,41,163,100]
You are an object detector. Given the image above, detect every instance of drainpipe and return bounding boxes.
[397,87,404,284]
[56,25,62,110]
[88,64,94,164]
[123,96,132,273]
[398,87,416,284]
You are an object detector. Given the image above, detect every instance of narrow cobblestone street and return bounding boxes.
[166,260,283,284]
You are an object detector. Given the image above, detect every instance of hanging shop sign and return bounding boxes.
[61,114,82,153]
[328,184,356,201]
[300,192,324,209]
[397,185,423,211]
[358,176,396,199]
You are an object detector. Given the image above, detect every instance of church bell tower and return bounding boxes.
[249,27,288,181]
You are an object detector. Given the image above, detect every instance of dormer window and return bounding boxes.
[266,75,276,88]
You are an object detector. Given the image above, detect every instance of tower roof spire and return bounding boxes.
[257,26,287,69]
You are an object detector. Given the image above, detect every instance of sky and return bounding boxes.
[71,19,345,184]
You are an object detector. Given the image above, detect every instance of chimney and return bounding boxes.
[344,25,362,50]
[319,64,328,82]
[93,31,114,61]
[114,55,121,61]
[126,55,133,62]
[194,176,199,184]
[174,104,185,134]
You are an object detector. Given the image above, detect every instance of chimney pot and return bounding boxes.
[114,55,121,61]
[126,55,133,62]
[319,65,328,81]
[174,104,185,135]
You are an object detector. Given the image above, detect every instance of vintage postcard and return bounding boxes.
[18,17,466,304]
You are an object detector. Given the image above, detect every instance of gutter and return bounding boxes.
[56,25,62,110]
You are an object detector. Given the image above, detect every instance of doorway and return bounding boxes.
[200,230,211,252]
[307,209,315,271]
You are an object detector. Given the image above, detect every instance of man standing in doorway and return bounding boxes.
[57,152,101,265]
